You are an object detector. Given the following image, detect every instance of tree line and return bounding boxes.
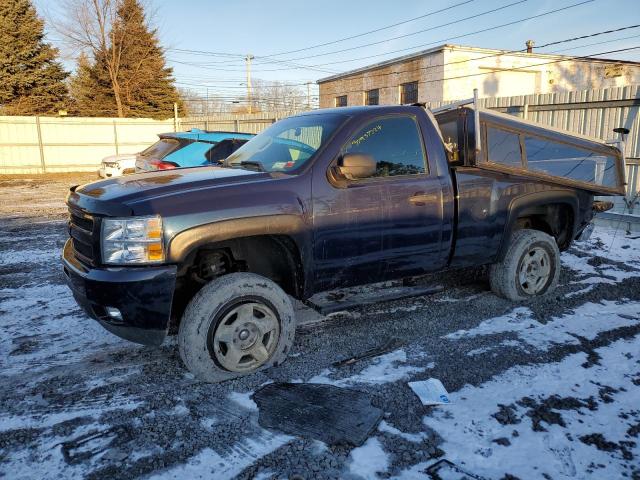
[0,0,181,119]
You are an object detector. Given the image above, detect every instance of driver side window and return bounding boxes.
[342,116,427,178]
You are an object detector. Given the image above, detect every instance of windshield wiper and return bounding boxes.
[239,160,265,172]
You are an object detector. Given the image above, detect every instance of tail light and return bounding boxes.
[147,159,179,171]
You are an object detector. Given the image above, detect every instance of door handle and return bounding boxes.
[408,193,433,206]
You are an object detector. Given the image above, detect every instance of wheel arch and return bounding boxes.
[168,215,307,299]
[497,190,580,261]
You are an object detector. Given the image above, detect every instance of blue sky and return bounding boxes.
[37,0,640,101]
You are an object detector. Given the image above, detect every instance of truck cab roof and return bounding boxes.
[293,105,424,117]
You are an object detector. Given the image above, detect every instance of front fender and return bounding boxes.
[166,214,309,264]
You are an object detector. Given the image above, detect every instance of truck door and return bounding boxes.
[312,114,447,291]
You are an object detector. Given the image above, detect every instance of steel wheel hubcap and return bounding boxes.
[212,302,280,372]
[519,246,551,295]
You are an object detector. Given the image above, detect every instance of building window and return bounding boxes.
[365,89,379,105]
[400,81,418,104]
[335,95,347,107]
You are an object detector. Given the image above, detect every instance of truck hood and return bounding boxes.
[69,166,266,215]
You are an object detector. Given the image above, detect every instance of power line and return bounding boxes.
[264,0,528,63]
[181,94,319,100]
[166,1,475,64]
[166,1,525,69]
[263,0,476,57]
[175,80,317,89]
[173,25,639,99]
[167,1,594,75]
[301,0,595,68]
[434,45,640,84]
[317,24,640,84]
[168,57,338,74]
[549,33,640,53]
[319,45,640,97]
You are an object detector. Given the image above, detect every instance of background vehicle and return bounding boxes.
[97,129,253,177]
[135,130,254,172]
[98,153,137,178]
[63,98,624,382]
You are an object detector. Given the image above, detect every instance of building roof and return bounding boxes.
[316,43,640,84]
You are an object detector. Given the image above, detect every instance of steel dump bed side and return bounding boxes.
[433,106,620,267]
[436,106,626,196]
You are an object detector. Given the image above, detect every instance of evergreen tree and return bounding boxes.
[69,52,114,116]
[113,0,180,119]
[68,0,180,118]
[0,0,68,115]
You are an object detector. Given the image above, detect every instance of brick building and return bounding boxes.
[317,43,640,108]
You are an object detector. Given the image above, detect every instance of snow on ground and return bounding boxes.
[0,283,129,376]
[562,227,640,283]
[349,437,390,479]
[1,178,640,480]
[445,300,640,354]
[378,420,425,443]
[0,248,59,265]
[153,430,293,480]
[422,336,640,480]
[308,349,428,386]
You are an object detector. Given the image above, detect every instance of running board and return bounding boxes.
[305,285,444,316]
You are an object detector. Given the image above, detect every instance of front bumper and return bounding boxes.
[98,165,123,178]
[62,239,177,346]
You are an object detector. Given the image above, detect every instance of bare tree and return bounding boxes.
[53,0,124,115]
[52,0,175,118]
[252,80,309,114]
[179,88,230,116]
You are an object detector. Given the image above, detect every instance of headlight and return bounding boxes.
[101,216,164,264]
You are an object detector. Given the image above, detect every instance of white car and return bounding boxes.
[98,153,138,178]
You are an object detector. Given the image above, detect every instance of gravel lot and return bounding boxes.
[1,174,639,480]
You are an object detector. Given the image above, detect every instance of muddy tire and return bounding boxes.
[178,273,296,383]
[489,229,560,301]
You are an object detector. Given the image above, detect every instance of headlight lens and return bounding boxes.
[101,216,164,264]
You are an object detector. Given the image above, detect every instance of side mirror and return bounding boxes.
[338,153,376,179]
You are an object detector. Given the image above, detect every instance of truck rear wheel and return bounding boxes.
[489,229,560,301]
[178,272,296,383]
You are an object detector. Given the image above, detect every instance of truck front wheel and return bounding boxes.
[489,229,560,301]
[178,272,296,382]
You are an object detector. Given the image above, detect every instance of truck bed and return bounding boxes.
[435,107,625,197]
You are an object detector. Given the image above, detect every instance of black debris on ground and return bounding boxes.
[252,382,383,446]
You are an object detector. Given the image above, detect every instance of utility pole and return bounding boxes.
[245,54,254,114]
[306,82,312,110]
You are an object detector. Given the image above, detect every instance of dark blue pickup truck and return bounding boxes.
[62,99,625,381]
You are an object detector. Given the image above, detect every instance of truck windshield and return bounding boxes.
[226,113,346,173]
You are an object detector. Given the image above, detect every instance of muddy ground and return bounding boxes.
[0,173,639,480]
